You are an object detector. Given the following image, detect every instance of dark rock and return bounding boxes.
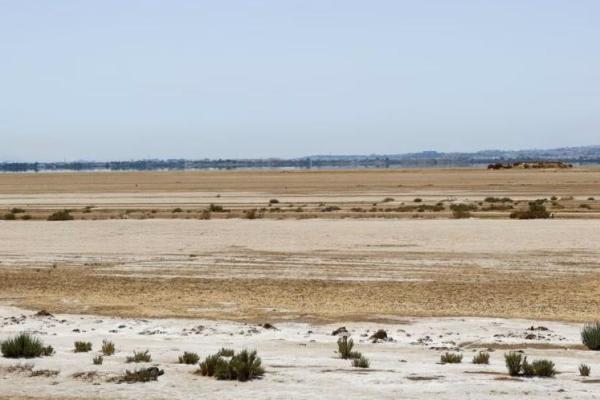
[262,323,277,330]
[370,329,388,342]
[35,310,53,317]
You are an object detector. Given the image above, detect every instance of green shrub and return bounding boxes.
[213,357,235,380]
[382,197,394,203]
[531,359,555,377]
[198,354,222,376]
[440,352,462,364]
[521,358,535,377]
[47,210,74,221]
[1,334,53,358]
[119,367,164,383]
[581,322,600,350]
[172,207,183,213]
[93,355,103,365]
[579,363,591,377]
[472,352,490,364]
[126,350,151,363]
[510,200,550,219]
[337,336,355,359]
[178,351,199,364]
[217,348,235,357]
[101,340,115,356]
[208,204,224,212]
[74,341,92,353]
[228,349,265,382]
[352,356,370,368]
[504,352,523,376]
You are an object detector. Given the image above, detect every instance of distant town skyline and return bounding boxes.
[2,1,599,161]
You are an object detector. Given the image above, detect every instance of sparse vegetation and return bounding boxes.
[208,204,224,212]
[484,197,512,203]
[47,210,74,221]
[172,207,183,213]
[321,206,341,212]
[74,341,92,353]
[178,351,200,364]
[198,354,222,377]
[10,207,25,214]
[440,352,462,364]
[269,199,279,204]
[217,348,235,357]
[382,197,395,203]
[1,334,53,358]
[3,212,16,220]
[118,367,164,383]
[579,363,591,377]
[505,352,523,376]
[472,351,490,364]
[101,340,115,356]
[581,322,600,350]
[126,350,151,363]
[352,355,370,368]
[504,352,555,377]
[414,198,422,203]
[93,355,103,365]
[510,200,550,219]
[198,349,264,382]
[337,336,355,359]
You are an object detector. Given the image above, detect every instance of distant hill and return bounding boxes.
[2,145,600,172]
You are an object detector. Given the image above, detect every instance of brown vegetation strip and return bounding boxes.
[2,267,600,323]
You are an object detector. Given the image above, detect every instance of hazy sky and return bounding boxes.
[1,1,599,161]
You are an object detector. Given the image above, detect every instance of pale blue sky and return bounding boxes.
[1,0,599,161]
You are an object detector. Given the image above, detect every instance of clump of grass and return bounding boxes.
[198,354,222,377]
[172,207,183,213]
[198,350,265,382]
[126,350,151,363]
[93,355,103,365]
[10,207,25,214]
[208,204,224,212]
[472,351,490,364]
[3,212,16,220]
[178,351,199,364]
[581,322,600,350]
[321,206,341,212]
[510,200,550,219]
[337,336,355,359]
[505,352,523,376]
[101,340,115,356]
[531,359,556,377]
[118,367,164,383]
[382,197,395,203]
[440,352,463,364]
[245,209,259,219]
[1,334,53,358]
[452,209,471,219]
[217,348,235,357]
[579,363,591,377]
[74,341,92,353]
[47,210,74,221]
[352,355,370,368]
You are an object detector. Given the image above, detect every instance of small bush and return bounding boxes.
[531,359,556,377]
[119,367,164,383]
[352,356,370,368]
[510,200,550,219]
[440,352,462,364]
[47,210,74,221]
[472,352,490,364]
[579,363,591,377]
[10,208,25,214]
[93,355,103,365]
[228,349,265,382]
[321,206,341,212]
[1,334,52,358]
[452,209,471,219]
[21,215,32,220]
[198,354,222,377]
[101,340,115,356]
[484,197,512,203]
[588,197,595,201]
[582,322,600,350]
[178,351,199,364]
[382,197,394,203]
[337,336,355,359]
[217,348,235,357]
[414,198,422,203]
[74,341,92,353]
[126,350,151,363]
[208,204,224,212]
[269,199,279,204]
[521,358,535,377]
[245,209,258,219]
[3,212,16,220]
[172,207,183,213]
[505,352,523,376]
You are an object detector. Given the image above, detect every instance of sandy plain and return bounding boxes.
[1,168,600,399]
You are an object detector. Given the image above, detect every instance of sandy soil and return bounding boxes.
[1,219,599,322]
[1,305,599,400]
